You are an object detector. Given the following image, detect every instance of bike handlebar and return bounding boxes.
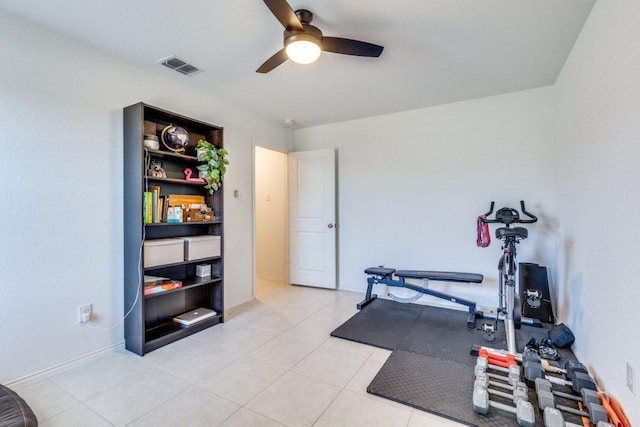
[519,201,538,223]
[481,200,538,225]
[483,202,495,217]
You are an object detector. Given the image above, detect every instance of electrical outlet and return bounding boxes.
[78,304,92,323]
[627,362,635,394]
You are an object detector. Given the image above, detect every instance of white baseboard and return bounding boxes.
[6,341,125,387]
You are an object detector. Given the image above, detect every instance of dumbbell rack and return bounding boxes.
[472,350,625,427]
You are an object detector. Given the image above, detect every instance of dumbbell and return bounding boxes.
[543,407,614,427]
[475,375,529,401]
[550,371,597,394]
[563,360,590,378]
[522,356,586,381]
[552,360,591,383]
[536,378,609,425]
[475,372,528,399]
[534,377,599,406]
[524,360,594,393]
[472,378,535,427]
[476,356,521,386]
[523,352,586,377]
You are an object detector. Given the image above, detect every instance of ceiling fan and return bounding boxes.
[257,0,384,73]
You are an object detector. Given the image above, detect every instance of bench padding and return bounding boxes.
[364,267,396,276]
[395,270,483,283]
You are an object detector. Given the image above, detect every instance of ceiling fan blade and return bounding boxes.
[322,37,384,57]
[262,0,304,31]
[256,48,289,73]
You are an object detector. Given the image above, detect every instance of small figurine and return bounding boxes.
[149,159,166,177]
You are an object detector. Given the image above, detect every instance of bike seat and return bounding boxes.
[496,227,528,240]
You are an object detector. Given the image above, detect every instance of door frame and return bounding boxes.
[253,144,290,294]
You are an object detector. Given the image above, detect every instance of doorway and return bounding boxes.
[254,146,289,295]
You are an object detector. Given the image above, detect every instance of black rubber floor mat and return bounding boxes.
[399,306,566,367]
[331,298,580,426]
[368,350,543,427]
[330,298,423,350]
[331,298,573,362]
[399,305,503,367]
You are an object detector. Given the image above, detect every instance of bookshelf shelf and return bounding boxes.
[145,176,206,186]
[145,276,223,300]
[145,315,223,352]
[144,220,222,227]
[124,102,224,356]
[145,148,198,162]
[143,256,222,272]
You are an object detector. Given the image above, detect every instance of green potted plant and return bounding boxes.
[196,139,229,194]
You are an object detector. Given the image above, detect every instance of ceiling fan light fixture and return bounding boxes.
[285,33,322,64]
[257,3,383,73]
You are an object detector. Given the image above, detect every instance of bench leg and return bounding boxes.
[466,310,478,329]
[357,276,379,310]
[357,294,377,310]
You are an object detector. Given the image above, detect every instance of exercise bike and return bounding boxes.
[480,200,538,356]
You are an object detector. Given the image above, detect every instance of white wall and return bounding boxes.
[0,11,292,383]
[555,1,640,420]
[255,146,288,283]
[294,87,557,310]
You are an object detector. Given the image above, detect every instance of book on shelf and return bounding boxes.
[158,196,164,222]
[151,189,158,223]
[149,186,161,223]
[143,275,182,295]
[143,192,152,224]
[161,195,169,222]
[167,194,205,207]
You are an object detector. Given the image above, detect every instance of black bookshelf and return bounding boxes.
[123,102,224,355]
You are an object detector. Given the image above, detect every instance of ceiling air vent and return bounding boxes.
[158,55,202,76]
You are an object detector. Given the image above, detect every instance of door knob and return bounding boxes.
[328,223,334,229]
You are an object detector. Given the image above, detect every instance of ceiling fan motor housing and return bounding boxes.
[284,24,323,50]
[294,9,314,25]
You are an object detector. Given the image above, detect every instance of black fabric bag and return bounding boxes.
[548,323,575,348]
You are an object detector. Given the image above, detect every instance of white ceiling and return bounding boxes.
[1,0,596,128]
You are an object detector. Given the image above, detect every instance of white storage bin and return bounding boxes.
[143,238,184,268]
[182,235,221,260]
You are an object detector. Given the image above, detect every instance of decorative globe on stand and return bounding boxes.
[161,124,189,153]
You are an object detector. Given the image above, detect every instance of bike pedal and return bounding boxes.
[481,323,496,342]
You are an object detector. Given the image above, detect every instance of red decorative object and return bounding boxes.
[184,168,205,182]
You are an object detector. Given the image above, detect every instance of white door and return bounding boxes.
[289,149,336,289]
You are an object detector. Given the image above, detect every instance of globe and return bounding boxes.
[161,125,189,153]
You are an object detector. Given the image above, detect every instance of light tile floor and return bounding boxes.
[13,280,464,426]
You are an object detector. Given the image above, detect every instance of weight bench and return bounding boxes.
[359,267,484,328]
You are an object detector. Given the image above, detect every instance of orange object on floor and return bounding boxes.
[598,391,630,427]
[478,348,517,368]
